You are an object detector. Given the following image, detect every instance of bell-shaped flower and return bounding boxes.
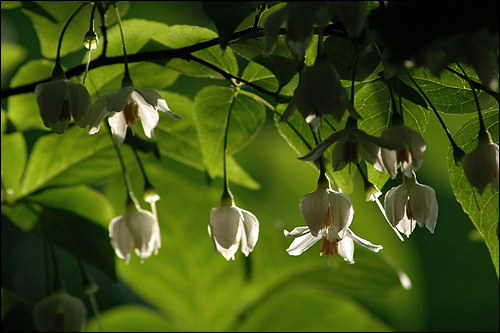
[264,2,330,61]
[35,78,92,134]
[32,290,87,332]
[291,60,361,129]
[462,131,499,196]
[384,172,438,237]
[109,202,161,264]
[88,78,182,146]
[284,225,383,264]
[299,178,353,238]
[380,124,427,179]
[208,196,259,261]
[300,117,403,173]
[329,1,368,39]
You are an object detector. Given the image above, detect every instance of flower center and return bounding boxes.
[343,141,359,173]
[405,198,414,220]
[397,145,411,165]
[123,102,139,126]
[59,99,71,122]
[324,206,333,229]
[320,236,339,257]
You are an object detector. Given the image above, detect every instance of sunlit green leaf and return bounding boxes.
[1,131,27,202]
[448,110,499,276]
[194,86,266,180]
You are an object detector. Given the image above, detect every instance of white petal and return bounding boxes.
[396,216,416,237]
[124,210,156,261]
[109,215,133,264]
[128,90,160,139]
[286,230,321,256]
[108,112,128,147]
[384,184,408,227]
[336,236,355,263]
[240,209,259,256]
[284,226,311,238]
[346,228,383,252]
[135,88,182,119]
[463,143,499,195]
[327,190,353,238]
[299,189,330,236]
[209,206,241,250]
[35,81,67,124]
[381,149,398,179]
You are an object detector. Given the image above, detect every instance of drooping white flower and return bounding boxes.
[264,2,330,61]
[208,198,259,261]
[380,124,427,179]
[299,179,353,238]
[292,60,361,128]
[284,226,383,264]
[89,85,182,147]
[32,290,87,332]
[35,79,92,134]
[109,204,161,264]
[300,117,403,173]
[384,172,438,237]
[462,135,499,196]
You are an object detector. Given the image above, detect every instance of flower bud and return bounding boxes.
[83,30,99,50]
[32,291,87,332]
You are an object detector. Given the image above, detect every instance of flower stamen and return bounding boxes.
[123,102,139,126]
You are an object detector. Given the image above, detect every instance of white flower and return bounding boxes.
[35,79,92,134]
[109,205,161,264]
[384,172,438,237]
[264,2,330,60]
[299,181,353,238]
[300,118,403,173]
[89,86,182,146]
[462,140,499,196]
[292,60,361,128]
[380,124,427,179]
[32,290,87,332]
[284,226,383,264]
[208,201,259,261]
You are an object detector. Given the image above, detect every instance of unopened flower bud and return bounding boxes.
[32,291,87,332]
[83,30,99,50]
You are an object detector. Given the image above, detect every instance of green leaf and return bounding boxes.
[405,65,498,115]
[0,41,27,86]
[324,35,381,82]
[142,25,239,78]
[21,1,57,23]
[86,19,179,96]
[23,1,129,58]
[84,305,177,332]
[231,35,301,90]
[1,288,27,321]
[1,131,27,202]
[27,185,116,228]
[448,110,499,276]
[236,250,405,331]
[31,205,116,281]
[154,90,260,189]
[241,56,298,96]
[193,86,266,180]
[202,1,264,50]
[19,126,131,199]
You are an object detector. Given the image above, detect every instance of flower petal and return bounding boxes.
[124,210,157,261]
[336,236,355,263]
[209,206,241,250]
[65,80,91,125]
[384,184,408,227]
[327,190,353,238]
[299,189,330,236]
[285,230,322,256]
[346,228,383,253]
[109,215,134,264]
[240,208,259,256]
[135,88,182,120]
[108,112,128,147]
